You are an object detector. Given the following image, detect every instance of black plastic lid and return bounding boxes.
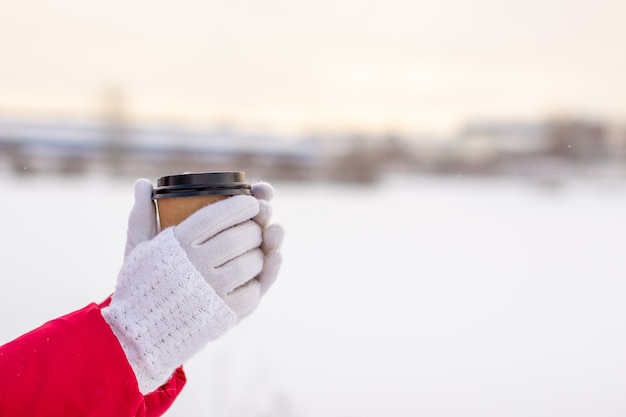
[152,171,252,199]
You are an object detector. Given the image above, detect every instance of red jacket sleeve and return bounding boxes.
[0,302,186,417]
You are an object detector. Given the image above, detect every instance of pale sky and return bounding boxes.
[0,0,625,136]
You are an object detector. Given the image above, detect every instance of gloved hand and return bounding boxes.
[102,179,284,394]
[249,182,285,296]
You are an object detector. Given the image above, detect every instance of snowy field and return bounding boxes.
[1,173,626,417]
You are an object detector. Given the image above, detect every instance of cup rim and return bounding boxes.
[152,171,251,199]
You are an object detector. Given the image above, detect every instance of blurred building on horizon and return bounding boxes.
[1,111,625,185]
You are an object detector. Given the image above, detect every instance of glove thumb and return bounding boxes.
[124,179,157,258]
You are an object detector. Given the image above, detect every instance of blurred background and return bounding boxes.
[1,0,626,416]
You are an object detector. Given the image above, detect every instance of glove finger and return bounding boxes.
[251,182,274,201]
[199,220,262,268]
[262,223,285,254]
[125,179,157,257]
[213,248,264,296]
[254,200,273,228]
[225,279,261,319]
[258,250,283,295]
[175,195,259,248]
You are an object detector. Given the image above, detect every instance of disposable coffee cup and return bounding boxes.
[152,171,252,229]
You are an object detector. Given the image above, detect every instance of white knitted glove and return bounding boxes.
[102,178,283,394]
[250,182,285,297]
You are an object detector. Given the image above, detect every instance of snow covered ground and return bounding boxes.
[1,173,626,417]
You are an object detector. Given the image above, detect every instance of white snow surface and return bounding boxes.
[1,173,626,417]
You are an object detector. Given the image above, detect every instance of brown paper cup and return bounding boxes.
[152,171,252,230]
[156,194,228,229]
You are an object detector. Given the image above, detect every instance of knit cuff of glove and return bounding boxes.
[101,228,238,394]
